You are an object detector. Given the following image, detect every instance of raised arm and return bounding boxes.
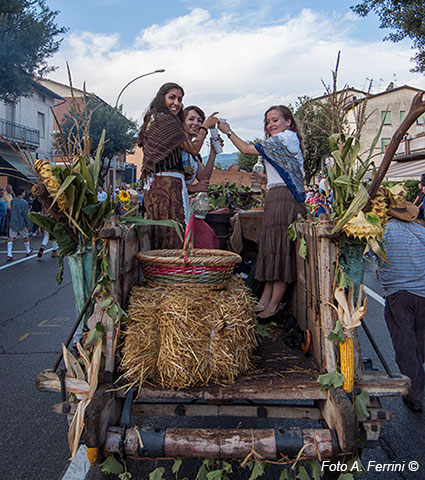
[181,112,219,156]
[218,121,259,155]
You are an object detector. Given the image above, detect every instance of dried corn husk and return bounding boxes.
[120,277,258,391]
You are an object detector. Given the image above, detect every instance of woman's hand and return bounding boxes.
[202,112,219,130]
[218,121,231,135]
[189,179,210,193]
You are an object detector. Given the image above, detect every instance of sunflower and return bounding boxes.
[119,190,130,202]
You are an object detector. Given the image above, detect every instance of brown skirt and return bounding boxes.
[144,175,185,249]
[255,186,306,283]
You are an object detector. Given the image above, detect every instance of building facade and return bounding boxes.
[0,82,63,190]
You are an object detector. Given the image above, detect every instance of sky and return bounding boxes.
[46,0,425,154]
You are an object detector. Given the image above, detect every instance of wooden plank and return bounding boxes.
[115,376,327,402]
[318,227,337,372]
[319,388,358,453]
[357,371,410,397]
[131,403,323,420]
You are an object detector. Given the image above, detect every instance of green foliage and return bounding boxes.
[351,0,425,72]
[298,236,308,260]
[237,138,263,172]
[0,0,67,103]
[288,223,297,241]
[405,179,420,202]
[317,370,345,391]
[172,459,182,474]
[328,320,345,344]
[354,390,371,421]
[207,183,262,210]
[295,95,333,184]
[59,94,138,161]
[149,467,165,480]
[100,455,124,475]
[84,321,105,347]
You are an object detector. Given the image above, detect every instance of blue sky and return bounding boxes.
[48,1,425,152]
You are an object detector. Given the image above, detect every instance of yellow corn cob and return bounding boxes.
[34,160,68,211]
[340,336,354,393]
[86,447,99,464]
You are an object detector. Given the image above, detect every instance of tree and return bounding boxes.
[351,0,425,73]
[0,0,67,104]
[237,138,262,171]
[58,94,139,182]
[295,95,333,184]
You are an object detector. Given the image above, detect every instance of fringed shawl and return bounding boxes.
[140,112,187,181]
[255,130,306,202]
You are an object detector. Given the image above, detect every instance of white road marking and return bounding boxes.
[0,248,53,271]
[61,445,90,480]
[364,285,386,306]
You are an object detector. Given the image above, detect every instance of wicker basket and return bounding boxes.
[136,248,242,288]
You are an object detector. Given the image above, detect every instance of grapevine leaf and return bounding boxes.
[354,390,371,421]
[280,469,291,480]
[298,236,308,260]
[222,461,233,473]
[100,455,124,475]
[85,322,105,347]
[296,466,310,480]
[255,321,270,338]
[317,370,345,391]
[99,297,113,308]
[207,470,223,480]
[196,463,209,480]
[149,467,165,480]
[172,459,182,474]
[337,474,355,480]
[288,223,297,241]
[328,320,345,344]
[309,459,324,480]
[249,462,265,480]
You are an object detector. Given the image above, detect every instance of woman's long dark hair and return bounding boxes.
[263,105,305,157]
[137,82,185,147]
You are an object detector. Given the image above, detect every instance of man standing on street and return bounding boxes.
[7,187,33,261]
[380,200,425,412]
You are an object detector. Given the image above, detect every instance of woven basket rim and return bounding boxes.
[136,248,242,266]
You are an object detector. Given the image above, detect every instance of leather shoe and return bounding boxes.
[403,397,423,413]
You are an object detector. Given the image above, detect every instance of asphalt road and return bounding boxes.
[1,241,424,479]
[0,236,75,480]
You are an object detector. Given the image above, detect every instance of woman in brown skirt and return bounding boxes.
[218,106,306,319]
[138,83,218,249]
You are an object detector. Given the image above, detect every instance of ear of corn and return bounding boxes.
[340,336,354,393]
[34,159,68,211]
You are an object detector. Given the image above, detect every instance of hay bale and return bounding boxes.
[120,277,258,390]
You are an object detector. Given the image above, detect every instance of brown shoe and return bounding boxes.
[37,246,45,258]
[51,250,58,258]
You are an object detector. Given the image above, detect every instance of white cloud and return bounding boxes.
[48,7,425,153]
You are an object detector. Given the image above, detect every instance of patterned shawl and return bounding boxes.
[255,130,306,202]
[140,112,187,181]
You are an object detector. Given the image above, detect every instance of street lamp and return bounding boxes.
[114,69,165,108]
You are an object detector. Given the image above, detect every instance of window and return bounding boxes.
[37,112,45,139]
[417,115,425,125]
[400,110,406,123]
[381,111,391,125]
[381,138,391,152]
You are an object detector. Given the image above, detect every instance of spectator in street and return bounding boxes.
[97,186,108,202]
[3,184,14,233]
[7,187,33,261]
[37,207,58,259]
[0,188,7,235]
[380,199,425,412]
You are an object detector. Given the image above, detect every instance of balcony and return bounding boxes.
[0,118,40,149]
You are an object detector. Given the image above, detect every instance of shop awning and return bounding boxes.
[385,158,425,181]
[0,152,37,182]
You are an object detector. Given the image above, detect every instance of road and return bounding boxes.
[1,240,424,479]
[0,237,75,480]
